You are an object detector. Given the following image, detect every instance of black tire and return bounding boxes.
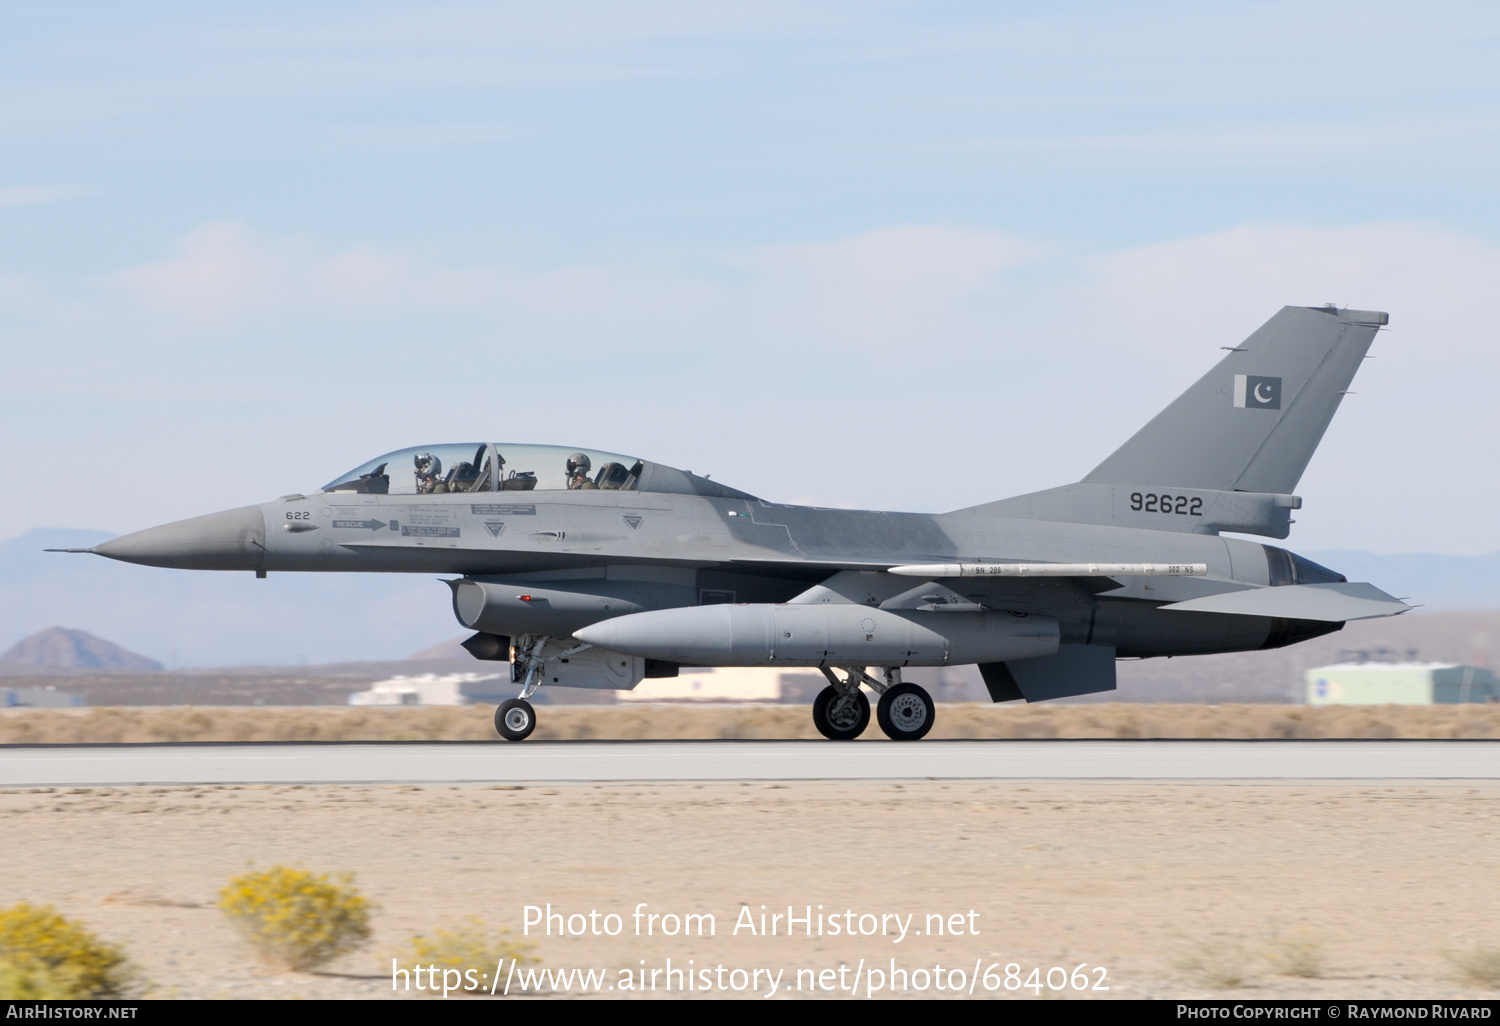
[877,682,934,741]
[495,698,537,741]
[812,684,870,741]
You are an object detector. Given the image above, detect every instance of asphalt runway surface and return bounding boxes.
[2,739,1498,786]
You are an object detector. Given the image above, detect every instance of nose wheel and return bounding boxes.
[495,698,537,741]
[876,682,934,741]
[812,684,870,740]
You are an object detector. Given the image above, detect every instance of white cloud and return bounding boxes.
[719,225,1055,358]
[0,184,94,208]
[6,2,1497,177]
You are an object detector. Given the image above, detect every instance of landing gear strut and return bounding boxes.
[812,667,935,741]
[494,635,551,742]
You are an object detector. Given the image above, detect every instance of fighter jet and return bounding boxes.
[59,305,1409,741]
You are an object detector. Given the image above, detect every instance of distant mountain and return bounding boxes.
[1,627,163,670]
[0,528,459,668]
[407,637,471,661]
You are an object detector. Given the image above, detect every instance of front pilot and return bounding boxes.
[414,452,446,493]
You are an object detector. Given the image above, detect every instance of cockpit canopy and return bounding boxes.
[321,443,758,500]
[323,444,643,495]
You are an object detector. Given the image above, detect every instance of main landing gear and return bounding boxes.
[813,667,934,741]
[812,677,869,741]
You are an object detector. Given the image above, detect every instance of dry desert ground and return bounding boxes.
[3,705,1499,1000]
[2,779,1499,999]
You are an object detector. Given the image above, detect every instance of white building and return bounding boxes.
[348,672,502,707]
[2,686,84,708]
[619,666,821,703]
[1305,662,1498,705]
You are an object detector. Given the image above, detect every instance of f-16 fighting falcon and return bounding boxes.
[59,305,1408,741]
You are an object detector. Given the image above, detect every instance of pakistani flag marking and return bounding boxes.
[1233,374,1282,410]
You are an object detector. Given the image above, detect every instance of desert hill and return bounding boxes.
[0,626,164,671]
[407,637,471,661]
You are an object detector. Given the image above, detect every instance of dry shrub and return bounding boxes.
[1448,946,1500,988]
[1175,936,1255,989]
[1265,716,1306,739]
[0,902,136,998]
[1264,929,1326,978]
[218,866,372,970]
[401,917,536,994]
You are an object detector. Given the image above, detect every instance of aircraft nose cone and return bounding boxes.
[93,506,267,571]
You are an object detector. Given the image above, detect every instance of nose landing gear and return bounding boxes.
[494,635,549,742]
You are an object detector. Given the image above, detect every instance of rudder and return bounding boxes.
[1083,306,1386,495]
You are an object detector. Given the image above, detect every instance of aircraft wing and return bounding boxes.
[1158,582,1410,622]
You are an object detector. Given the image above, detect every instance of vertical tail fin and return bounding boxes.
[1083,305,1386,494]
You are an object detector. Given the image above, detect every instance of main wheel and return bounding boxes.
[877,682,934,741]
[495,698,537,741]
[812,684,870,741]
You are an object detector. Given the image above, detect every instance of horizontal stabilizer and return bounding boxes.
[1159,582,1410,622]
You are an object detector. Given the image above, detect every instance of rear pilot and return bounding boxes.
[566,453,597,490]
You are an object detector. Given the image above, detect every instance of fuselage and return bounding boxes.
[92,485,1341,661]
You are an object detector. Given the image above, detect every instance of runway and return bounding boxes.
[2,739,1499,786]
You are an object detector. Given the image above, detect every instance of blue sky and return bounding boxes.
[5,2,1500,554]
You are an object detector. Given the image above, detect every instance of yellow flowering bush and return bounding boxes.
[0,902,134,998]
[218,866,373,970]
[403,916,536,990]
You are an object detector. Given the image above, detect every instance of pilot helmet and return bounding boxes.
[414,452,442,476]
[566,453,591,477]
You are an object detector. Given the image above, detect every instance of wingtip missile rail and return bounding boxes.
[886,562,1209,579]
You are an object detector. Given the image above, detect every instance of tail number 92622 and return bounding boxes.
[1130,492,1203,517]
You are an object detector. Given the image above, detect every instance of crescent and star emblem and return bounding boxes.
[1254,382,1273,403]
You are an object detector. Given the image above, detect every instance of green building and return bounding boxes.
[1305,662,1499,705]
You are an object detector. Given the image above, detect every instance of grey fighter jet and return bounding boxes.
[60,305,1409,741]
